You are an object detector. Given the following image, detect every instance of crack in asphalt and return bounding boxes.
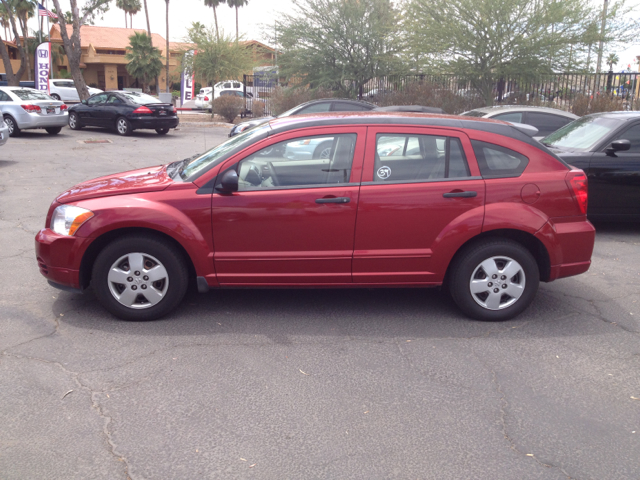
[1,351,132,480]
[472,350,578,480]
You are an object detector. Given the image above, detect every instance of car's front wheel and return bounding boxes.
[92,235,189,321]
[50,94,61,100]
[46,127,62,135]
[116,116,132,136]
[449,238,539,321]
[4,115,20,137]
[68,112,82,130]
[155,128,170,135]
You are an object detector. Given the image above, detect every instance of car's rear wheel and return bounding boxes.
[46,127,62,135]
[92,235,189,321]
[155,128,170,135]
[312,140,333,159]
[68,112,82,130]
[116,116,132,136]
[4,115,20,137]
[449,238,539,321]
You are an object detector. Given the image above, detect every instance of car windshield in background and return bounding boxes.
[542,116,623,151]
[120,92,162,104]
[460,110,487,117]
[12,89,53,101]
[178,124,270,180]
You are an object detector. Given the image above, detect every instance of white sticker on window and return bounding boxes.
[377,166,391,179]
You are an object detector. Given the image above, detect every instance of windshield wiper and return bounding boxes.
[166,154,201,180]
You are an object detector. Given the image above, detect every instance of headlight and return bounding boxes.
[50,205,94,236]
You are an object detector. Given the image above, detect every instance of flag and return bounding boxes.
[37,3,58,19]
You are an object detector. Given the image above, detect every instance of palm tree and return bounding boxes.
[0,4,10,40]
[116,0,141,28]
[226,0,248,42]
[204,0,224,40]
[125,31,163,93]
[606,53,619,72]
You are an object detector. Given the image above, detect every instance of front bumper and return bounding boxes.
[129,116,179,130]
[35,228,93,290]
[0,122,9,145]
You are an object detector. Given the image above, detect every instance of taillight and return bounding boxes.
[60,104,68,111]
[565,170,588,215]
[204,96,209,101]
[133,105,153,114]
[21,104,41,113]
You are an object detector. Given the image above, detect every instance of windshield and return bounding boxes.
[460,110,487,117]
[542,116,623,151]
[12,89,53,101]
[177,124,270,180]
[120,91,162,104]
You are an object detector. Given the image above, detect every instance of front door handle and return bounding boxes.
[443,191,477,198]
[316,197,350,204]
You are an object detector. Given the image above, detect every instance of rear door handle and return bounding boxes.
[443,191,477,198]
[316,197,351,204]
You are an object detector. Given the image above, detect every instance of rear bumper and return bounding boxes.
[129,116,179,130]
[536,218,596,281]
[16,112,68,129]
[35,228,93,290]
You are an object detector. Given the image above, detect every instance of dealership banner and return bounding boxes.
[35,42,51,94]
[180,50,196,105]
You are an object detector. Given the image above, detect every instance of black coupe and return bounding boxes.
[542,111,640,221]
[68,91,179,136]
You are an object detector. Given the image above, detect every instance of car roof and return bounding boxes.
[295,98,376,108]
[585,111,640,121]
[467,105,578,118]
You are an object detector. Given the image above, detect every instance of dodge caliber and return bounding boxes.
[35,112,596,321]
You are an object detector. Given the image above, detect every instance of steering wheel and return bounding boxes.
[266,162,280,186]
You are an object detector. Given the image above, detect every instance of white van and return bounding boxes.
[194,81,245,110]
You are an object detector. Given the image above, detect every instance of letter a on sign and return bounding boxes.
[35,42,51,94]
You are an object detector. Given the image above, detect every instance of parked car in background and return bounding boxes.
[213,80,243,98]
[36,112,595,322]
[0,119,9,145]
[461,106,578,138]
[68,90,178,136]
[48,80,103,102]
[0,86,68,136]
[229,98,377,137]
[194,87,213,110]
[541,111,640,221]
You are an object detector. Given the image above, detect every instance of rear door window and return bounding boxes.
[332,102,371,112]
[374,134,471,182]
[493,112,523,123]
[526,112,573,137]
[471,141,529,178]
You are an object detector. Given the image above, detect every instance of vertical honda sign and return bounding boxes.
[35,42,51,94]
[180,50,196,105]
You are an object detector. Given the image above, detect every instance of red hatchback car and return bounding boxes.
[35,112,595,321]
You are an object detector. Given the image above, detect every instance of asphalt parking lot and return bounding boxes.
[1,124,639,480]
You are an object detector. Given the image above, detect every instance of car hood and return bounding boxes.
[56,165,172,204]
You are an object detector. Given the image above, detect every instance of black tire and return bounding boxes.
[91,235,189,321]
[449,238,539,321]
[68,112,82,130]
[115,116,132,136]
[4,115,20,137]
[50,94,61,100]
[46,127,62,135]
[312,140,333,159]
[155,128,170,135]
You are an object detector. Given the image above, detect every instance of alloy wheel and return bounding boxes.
[107,252,169,309]
[469,256,526,310]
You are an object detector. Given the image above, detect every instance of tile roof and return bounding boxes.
[49,24,192,54]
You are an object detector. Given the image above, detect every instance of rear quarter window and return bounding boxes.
[471,140,529,178]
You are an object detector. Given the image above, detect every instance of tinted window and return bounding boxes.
[543,116,622,151]
[237,134,357,190]
[374,134,471,182]
[12,89,52,100]
[472,141,529,178]
[297,103,332,114]
[0,91,12,101]
[332,102,371,112]
[493,112,523,123]
[611,124,640,152]
[461,110,487,117]
[87,93,108,105]
[107,95,124,104]
[526,112,573,137]
[120,91,161,104]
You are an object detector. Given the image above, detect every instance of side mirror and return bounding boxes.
[81,99,87,105]
[606,139,631,155]
[215,169,238,193]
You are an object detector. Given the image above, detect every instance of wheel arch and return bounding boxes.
[443,229,551,289]
[79,227,197,290]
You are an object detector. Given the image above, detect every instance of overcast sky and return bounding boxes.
[36,0,639,71]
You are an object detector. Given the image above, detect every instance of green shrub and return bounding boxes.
[571,94,623,116]
[252,100,266,117]
[269,86,339,115]
[376,82,486,114]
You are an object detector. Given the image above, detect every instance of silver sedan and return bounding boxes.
[0,86,68,136]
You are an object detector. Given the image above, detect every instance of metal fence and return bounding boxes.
[242,72,640,117]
